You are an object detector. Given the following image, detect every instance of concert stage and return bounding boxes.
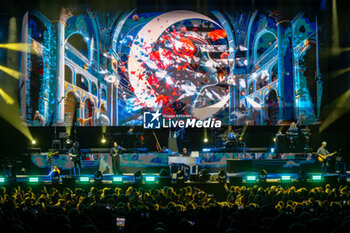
[28,150,329,175]
[3,171,348,203]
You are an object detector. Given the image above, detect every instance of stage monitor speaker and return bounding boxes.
[229,177,243,185]
[324,176,338,184]
[189,174,198,181]
[62,176,76,186]
[276,135,288,151]
[227,160,253,173]
[159,177,171,186]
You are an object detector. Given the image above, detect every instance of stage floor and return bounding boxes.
[11,171,350,184]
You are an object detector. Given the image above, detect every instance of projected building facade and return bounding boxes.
[19,8,322,126]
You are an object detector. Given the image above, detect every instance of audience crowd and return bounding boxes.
[1,183,350,233]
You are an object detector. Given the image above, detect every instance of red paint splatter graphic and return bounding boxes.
[207,29,227,41]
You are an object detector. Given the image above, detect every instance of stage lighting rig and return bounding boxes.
[29,177,39,183]
[0,177,5,184]
[281,175,291,182]
[176,170,185,184]
[199,169,210,182]
[298,167,307,182]
[311,174,323,182]
[93,171,103,183]
[134,171,143,184]
[113,176,123,183]
[79,177,90,183]
[258,169,268,182]
[338,169,347,182]
[218,170,227,183]
[49,168,60,183]
[246,175,257,183]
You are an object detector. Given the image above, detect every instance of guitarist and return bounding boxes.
[109,141,125,175]
[317,141,336,174]
[69,141,81,176]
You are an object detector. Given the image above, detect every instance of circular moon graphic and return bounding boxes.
[127,10,230,119]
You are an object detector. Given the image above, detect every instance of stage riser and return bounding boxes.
[227,159,321,173]
[28,152,319,175]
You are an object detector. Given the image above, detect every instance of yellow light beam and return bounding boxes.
[331,67,350,79]
[66,125,72,136]
[278,126,284,133]
[0,88,15,104]
[332,0,339,49]
[0,43,34,53]
[0,65,22,79]
[322,47,350,57]
[0,17,33,142]
[239,125,248,140]
[320,89,350,132]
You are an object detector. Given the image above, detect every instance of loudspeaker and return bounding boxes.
[189,174,198,181]
[62,176,76,186]
[229,177,243,185]
[324,176,338,184]
[159,177,171,186]
[227,160,253,173]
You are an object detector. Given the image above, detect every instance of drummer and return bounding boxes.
[224,125,237,148]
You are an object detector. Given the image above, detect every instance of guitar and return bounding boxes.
[69,153,80,162]
[47,151,59,162]
[111,147,125,157]
[152,131,163,152]
[318,152,337,163]
[173,127,185,138]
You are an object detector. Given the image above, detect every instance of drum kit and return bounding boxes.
[218,129,242,148]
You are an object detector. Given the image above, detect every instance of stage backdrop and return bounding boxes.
[18,8,322,126]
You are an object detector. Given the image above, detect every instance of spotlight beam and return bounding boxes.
[0,88,15,104]
[0,43,34,53]
[331,67,350,79]
[332,0,339,49]
[320,47,350,58]
[320,89,350,132]
[0,65,22,79]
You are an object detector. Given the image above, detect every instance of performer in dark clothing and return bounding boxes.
[224,125,237,148]
[69,142,81,176]
[286,122,298,149]
[180,147,190,157]
[109,141,125,175]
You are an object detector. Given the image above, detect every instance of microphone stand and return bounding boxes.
[54,96,66,140]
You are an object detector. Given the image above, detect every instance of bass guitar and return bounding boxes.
[318,151,337,163]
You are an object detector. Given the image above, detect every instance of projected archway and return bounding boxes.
[252,97,262,124]
[76,74,89,92]
[84,98,94,126]
[65,65,73,84]
[64,92,79,126]
[266,89,278,124]
[66,33,89,57]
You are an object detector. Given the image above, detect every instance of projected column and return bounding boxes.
[56,8,71,125]
[277,20,295,122]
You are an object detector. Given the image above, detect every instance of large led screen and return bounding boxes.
[19,9,322,126]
